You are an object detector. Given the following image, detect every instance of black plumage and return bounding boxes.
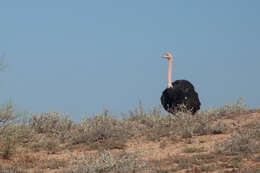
[160,80,200,115]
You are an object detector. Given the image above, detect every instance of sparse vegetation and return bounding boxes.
[67,110,135,150]
[215,129,260,156]
[29,111,73,141]
[65,150,147,173]
[0,99,259,172]
[0,103,19,132]
[1,134,16,159]
[0,103,30,159]
[0,164,26,173]
[182,147,204,153]
[39,158,67,169]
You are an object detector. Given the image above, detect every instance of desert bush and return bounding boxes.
[0,164,26,173]
[210,121,229,134]
[215,130,260,156]
[29,111,72,140]
[191,100,244,136]
[0,103,19,132]
[128,104,165,127]
[12,151,39,169]
[44,138,60,154]
[171,155,199,171]
[172,111,195,138]
[128,100,247,141]
[142,113,172,141]
[0,104,31,159]
[182,147,204,153]
[192,115,211,136]
[66,150,147,173]
[193,119,229,136]
[68,110,134,149]
[129,104,173,141]
[39,159,67,169]
[0,124,33,159]
[198,98,246,121]
[128,102,147,122]
[193,108,227,136]
[129,100,244,141]
[218,98,246,116]
[192,154,215,163]
[242,167,260,173]
[29,135,60,154]
[29,142,45,152]
[171,154,216,172]
[129,104,165,128]
[1,133,16,159]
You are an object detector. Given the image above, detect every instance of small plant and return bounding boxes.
[29,142,45,152]
[196,98,247,121]
[68,110,134,150]
[13,151,38,169]
[211,121,228,134]
[192,154,215,164]
[193,113,211,136]
[171,155,203,171]
[66,150,147,173]
[40,159,67,169]
[194,120,229,136]
[156,170,169,173]
[0,163,26,173]
[183,147,204,153]
[199,165,217,172]
[29,136,60,154]
[0,103,19,132]
[215,130,260,156]
[128,104,173,141]
[1,135,16,159]
[29,111,72,141]
[44,138,60,154]
[242,167,260,173]
[172,111,195,138]
[218,98,246,116]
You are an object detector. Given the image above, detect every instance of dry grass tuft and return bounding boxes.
[65,150,147,173]
[215,130,260,156]
[67,110,135,150]
[29,111,72,141]
[0,164,26,173]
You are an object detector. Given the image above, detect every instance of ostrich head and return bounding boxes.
[161,52,173,88]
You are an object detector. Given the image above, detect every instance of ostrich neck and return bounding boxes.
[167,59,173,88]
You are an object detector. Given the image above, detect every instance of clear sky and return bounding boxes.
[0,0,259,121]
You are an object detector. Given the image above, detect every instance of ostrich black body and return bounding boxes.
[160,80,200,115]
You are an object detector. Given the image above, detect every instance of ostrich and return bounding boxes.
[160,52,200,115]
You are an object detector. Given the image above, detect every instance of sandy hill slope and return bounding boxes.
[1,106,260,173]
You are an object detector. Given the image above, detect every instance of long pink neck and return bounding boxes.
[167,59,173,88]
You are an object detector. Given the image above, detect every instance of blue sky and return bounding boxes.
[0,0,259,121]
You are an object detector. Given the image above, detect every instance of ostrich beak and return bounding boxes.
[161,53,173,60]
[161,55,172,60]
